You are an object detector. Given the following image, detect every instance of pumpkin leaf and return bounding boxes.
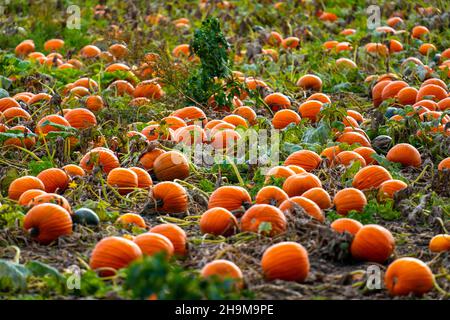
[25,260,65,284]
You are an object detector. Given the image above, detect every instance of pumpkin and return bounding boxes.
[384,258,434,296]
[133,232,174,258]
[264,93,291,111]
[350,224,395,263]
[232,106,257,125]
[107,168,138,195]
[170,106,207,126]
[133,80,164,99]
[23,203,72,245]
[301,187,331,209]
[279,196,324,222]
[3,125,36,149]
[161,116,187,131]
[36,168,69,193]
[372,80,392,107]
[282,36,300,49]
[62,164,85,178]
[151,181,188,213]
[199,207,238,236]
[28,93,51,105]
[240,204,287,236]
[108,80,135,96]
[149,223,187,256]
[333,188,367,215]
[139,148,166,170]
[285,165,306,174]
[422,78,448,90]
[85,95,104,112]
[108,43,129,58]
[0,97,20,112]
[15,39,35,57]
[17,189,47,206]
[437,97,450,111]
[353,147,377,165]
[153,151,189,181]
[272,109,301,129]
[35,114,71,135]
[265,166,295,183]
[308,93,331,104]
[79,147,120,174]
[222,114,248,128]
[28,193,72,213]
[337,131,371,147]
[416,84,447,102]
[381,81,409,101]
[261,242,309,282]
[320,146,341,162]
[208,186,251,212]
[72,208,100,226]
[282,173,322,197]
[116,213,146,229]
[8,176,45,200]
[298,100,323,122]
[437,157,450,171]
[386,143,422,167]
[397,87,418,105]
[296,74,322,91]
[429,234,450,252]
[64,108,97,129]
[174,125,205,145]
[200,260,243,287]
[332,151,366,167]
[283,150,322,171]
[352,165,392,190]
[3,107,31,123]
[378,179,408,200]
[210,129,241,150]
[80,45,101,58]
[330,218,363,235]
[255,186,289,207]
[89,236,142,276]
[129,167,152,189]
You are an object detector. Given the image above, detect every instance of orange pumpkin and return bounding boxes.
[85,95,105,112]
[352,165,392,190]
[133,232,174,258]
[272,109,301,129]
[116,213,146,229]
[200,260,243,286]
[35,114,71,135]
[23,203,72,244]
[296,74,322,91]
[279,196,324,222]
[170,106,207,126]
[129,167,153,189]
[298,100,323,122]
[151,181,188,213]
[240,204,287,236]
[255,186,289,206]
[336,131,371,147]
[261,242,309,282]
[330,218,363,235]
[152,151,189,181]
[381,81,409,101]
[199,207,238,236]
[8,176,45,200]
[89,236,142,276]
[133,80,164,99]
[161,116,187,131]
[437,157,450,171]
[384,258,434,296]
[64,108,97,129]
[79,147,120,174]
[28,193,72,213]
[107,168,138,195]
[149,223,187,256]
[332,151,366,167]
[429,234,450,252]
[320,146,341,162]
[36,168,69,193]
[353,147,377,165]
[350,224,395,263]
[264,93,291,111]
[17,189,47,206]
[333,188,367,215]
[386,143,422,167]
[139,148,166,171]
[62,164,85,178]
[3,125,36,149]
[416,84,447,102]
[282,173,322,197]
[265,166,295,183]
[208,186,251,212]
[378,179,408,200]
[232,106,257,125]
[301,187,331,209]
[284,150,322,171]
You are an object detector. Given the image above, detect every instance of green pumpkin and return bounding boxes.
[73,208,100,226]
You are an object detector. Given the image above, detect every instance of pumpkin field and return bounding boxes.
[0,0,449,301]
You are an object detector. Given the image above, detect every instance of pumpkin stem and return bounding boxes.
[29,227,40,238]
[433,277,450,297]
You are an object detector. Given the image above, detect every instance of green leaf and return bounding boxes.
[0,259,29,293]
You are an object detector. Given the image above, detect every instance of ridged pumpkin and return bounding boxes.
[85,95,104,112]
[378,179,408,200]
[107,168,138,195]
[240,204,287,236]
[264,93,291,111]
[3,125,37,149]
[35,114,71,135]
[353,147,377,165]
[272,109,301,129]
[384,258,434,296]
[133,232,174,258]
[279,196,324,222]
[265,166,295,183]
[23,203,72,244]
[397,87,418,105]
[330,218,363,235]
[36,168,69,193]
[429,234,450,252]
[208,186,251,212]
[149,223,187,256]
[153,151,189,181]
[372,80,391,107]
[320,146,341,162]
[296,74,322,91]
[79,147,120,174]
[386,143,422,167]
[350,224,395,263]
[139,148,166,171]
[170,106,207,126]
[282,173,322,197]
[416,84,447,102]
[298,100,323,122]
[352,165,392,190]
[332,150,366,167]
[64,108,97,129]
[8,176,45,200]
[337,131,371,147]
[129,167,152,189]
[200,260,243,286]
[28,193,72,213]
[151,181,188,213]
[89,236,142,276]
[301,187,331,209]
[199,207,238,236]
[62,164,85,178]
[161,116,187,131]
[381,81,409,101]
[283,150,322,171]
[255,186,289,206]
[333,188,367,215]
[116,213,146,229]
[18,189,47,206]
[261,242,309,282]
[133,80,164,99]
